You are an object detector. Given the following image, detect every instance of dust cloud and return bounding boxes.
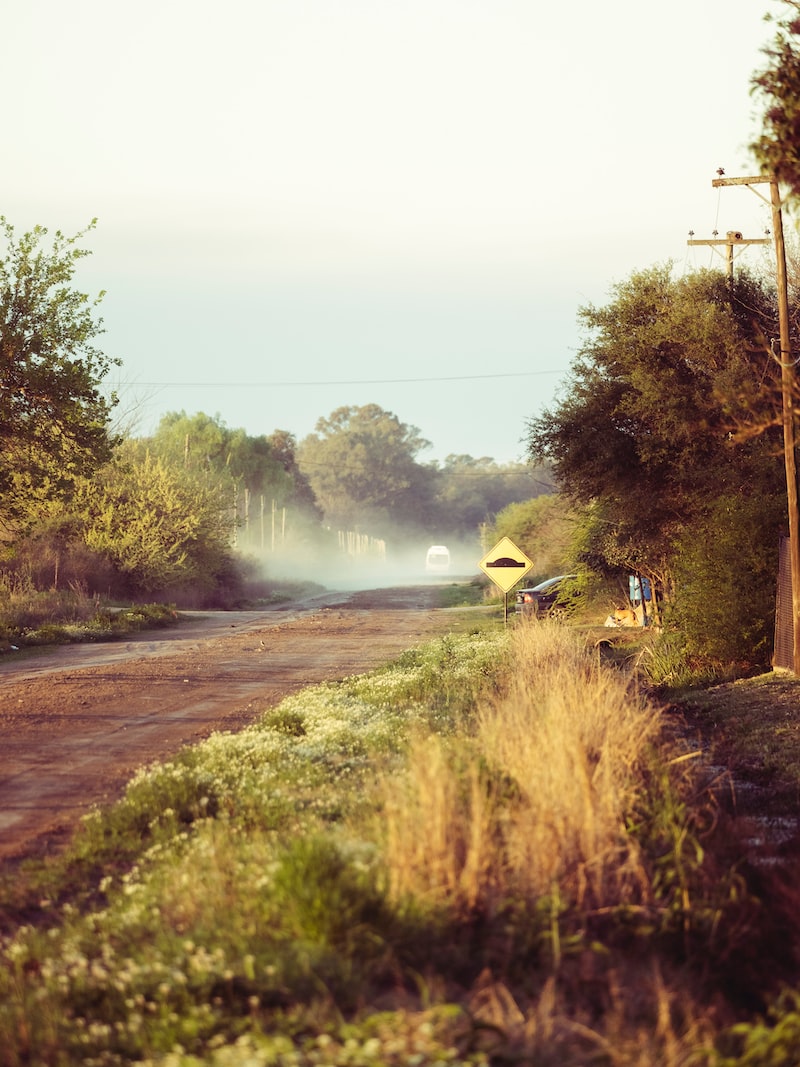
[241,536,483,593]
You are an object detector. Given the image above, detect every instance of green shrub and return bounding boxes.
[671,491,784,672]
[639,628,717,690]
[716,989,800,1065]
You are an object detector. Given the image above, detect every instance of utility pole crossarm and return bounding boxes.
[687,230,770,282]
[712,174,774,209]
[686,238,770,246]
[712,175,767,186]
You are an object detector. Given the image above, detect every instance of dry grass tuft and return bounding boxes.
[382,621,663,917]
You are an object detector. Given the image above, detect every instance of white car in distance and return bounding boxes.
[425,545,451,574]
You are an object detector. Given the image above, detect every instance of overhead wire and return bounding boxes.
[110,369,564,389]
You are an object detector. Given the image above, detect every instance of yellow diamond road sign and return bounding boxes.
[479,536,533,593]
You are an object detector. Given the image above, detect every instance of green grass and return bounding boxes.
[0,578,328,652]
[0,591,182,651]
[1,620,799,1065]
[674,671,800,797]
[432,579,489,609]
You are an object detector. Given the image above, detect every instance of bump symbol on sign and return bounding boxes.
[478,537,533,593]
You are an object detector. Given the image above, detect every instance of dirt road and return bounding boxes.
[0,585,457,866]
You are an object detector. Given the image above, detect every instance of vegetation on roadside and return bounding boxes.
[3,619,800,1065]
[525,263,791,675]
[7,9,800,1061]
[0,587,180,650]
[0,577,328,654]
[678,672,800,796]
[432,578,488,609]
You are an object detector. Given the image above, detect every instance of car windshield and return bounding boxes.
[531,576,566,592]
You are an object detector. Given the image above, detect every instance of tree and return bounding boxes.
[147,413,321,508]
[434,456,555,538]
[527,264,784,592]
[265,430,321,518]
[297,404,438,537]
[77,444,237,602]
[144,413,324,552]
[0,218,118,529]
[149,411,228,473]
[487,494,578,581]
[671,490,786,668]
[751,1,800,197]
[526,264,790,667]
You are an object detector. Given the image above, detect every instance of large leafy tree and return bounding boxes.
[487,493,578,582]
[148,412,318,510]
[0,218,118,529]
[526,264,785,597]
[145,413,323,553]
[149,410,228,473]
[434,455,555,538]
[751,0,800,196]
[265,429,320,518]
[297,404,438,537]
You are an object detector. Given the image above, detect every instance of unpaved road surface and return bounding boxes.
[0,586,457,866]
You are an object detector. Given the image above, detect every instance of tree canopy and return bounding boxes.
[297,404,438,537]
[144,413,322,552]
[526,264,786,600]
[434,455,555,536]
[79,446,236,599]
[149,411,298,500]
[752,0,800,196]
[0,218,118,529]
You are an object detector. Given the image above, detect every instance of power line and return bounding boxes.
[110,369,564,389]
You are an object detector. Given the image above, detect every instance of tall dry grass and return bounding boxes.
[381,621,663,918]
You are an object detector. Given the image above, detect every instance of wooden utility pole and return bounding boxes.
[687,229,770,283]
[711,173,800,672]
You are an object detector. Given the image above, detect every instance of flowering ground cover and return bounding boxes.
[3,619,800,1065]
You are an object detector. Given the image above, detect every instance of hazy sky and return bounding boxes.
[3,0,782,464]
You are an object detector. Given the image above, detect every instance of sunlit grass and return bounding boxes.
[380,623,659,921]
[0,618,791,1065]
[0,576,181,649]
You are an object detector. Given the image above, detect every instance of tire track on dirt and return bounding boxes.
[0,587,453,865]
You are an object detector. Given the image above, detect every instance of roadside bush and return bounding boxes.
[640,628,719,690]
[671,490,784,673]
[3,515,117,596]
[0,588,180,649]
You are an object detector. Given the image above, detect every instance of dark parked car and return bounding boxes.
[515,574,579,618]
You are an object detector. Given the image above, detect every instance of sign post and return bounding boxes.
[479,536,534,623]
